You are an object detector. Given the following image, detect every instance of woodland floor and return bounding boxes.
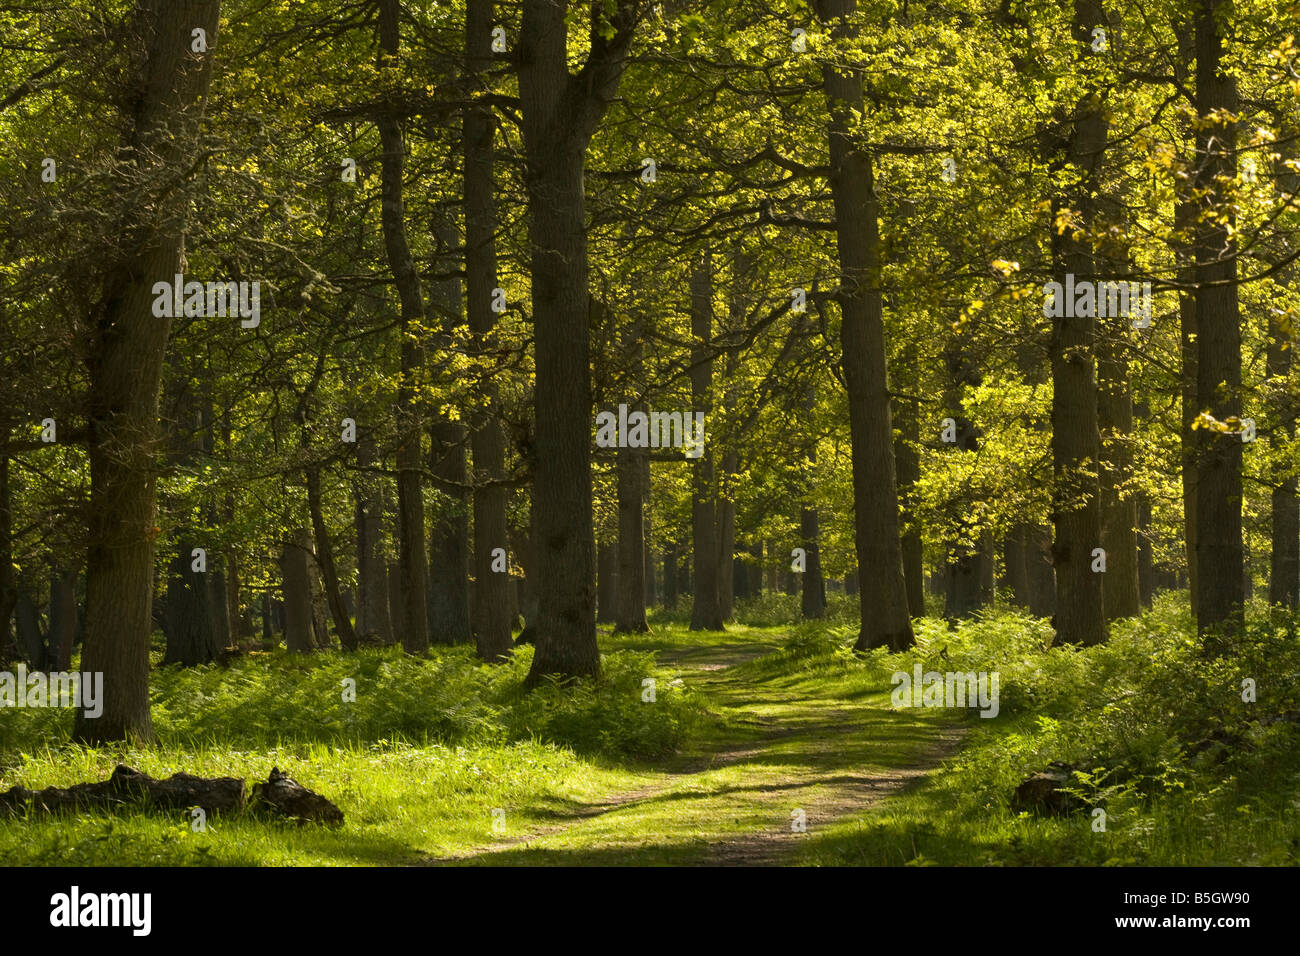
[423,632,965,866]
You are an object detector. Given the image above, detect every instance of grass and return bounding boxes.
[3,596,1298,866]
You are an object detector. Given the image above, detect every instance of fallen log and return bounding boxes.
[253,767,345,825]
[0,764,343,825]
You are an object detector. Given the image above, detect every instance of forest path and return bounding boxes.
[428,631,965,866]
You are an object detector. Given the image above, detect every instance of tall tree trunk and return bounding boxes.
[816,0,913,652]
[428,214,473,645]
[689,262,724,631]
[1047,0,1109,647]
[464,0,512,661]
[799,505,827,619]
[1268,138,1298,607]
[643,472,657,608]
[377,0,428,655]
[1098,319,1140,619]
[48,568,78,672]
[717,452,737,621]
[385,557,401,647]
[307,468,359,650]
[518,0,635,683]
[1192,0,1243,639]
[0,422,13,663]
[663,546,678,610]
[280,529,315,653]
[354,437,391,643]
[615,441,649,632]
[596,540,617,624]
[76,0,221,742]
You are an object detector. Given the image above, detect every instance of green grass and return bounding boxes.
[4,598,1297,866]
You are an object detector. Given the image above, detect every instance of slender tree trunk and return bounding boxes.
[1268,139,1298,607]
[689,262,724,631]
[800,505,826,619]
[1098,319,1140,619]
[816,0,913,651]
[48,569,77,672]
[463,0,512,661]
[377,0,428,655]
[280,529,315,653]
[596,541,617,624]
[428,214,473,646]
[717,452,737,622]
[643,474,657,608]
[0,422,13,663]
[663,546,678,610]
[354,437,391,643]
[1192,0,1243,639]
[1047,0,1109,647]
[615,441,649,632]
[385,558,401,647]
[307,468,359,650]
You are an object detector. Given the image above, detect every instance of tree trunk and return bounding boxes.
[643,473,656,608]
[48,569,77,672]
[163,537,217,666]
[689,262,724,631]
[1192,0,1243,639]
[816,0,913,652]
[717,452,737,621]
[378,0,428,656]
[1268,140,1298,607]
[306,468,359,650]
[280,529,315,653]
[596,541,617,624]
[615,442,649,632]
[427,213,473,646]
[518,0,633,684]
[663,547,678,610]
[76,0,221,743]
[1047,0,1109,647]
[464,0,512,661]
[800,505,827,619]
[1098,320,1140,619]
[354,437,391,643]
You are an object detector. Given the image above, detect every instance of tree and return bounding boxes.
[519,0,639,683]
[75,0,223,744]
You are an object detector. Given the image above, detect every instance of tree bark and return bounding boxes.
[354,437,391,643]
[1268,138,1298,607]
[76,0,221,743]
[615,441,649,632]
[689,262,724,631]
[464,0,512,661]
[1192,0,1243,639]
[800,505,827,619]
[378,0,428,655]
[1047,0,1109,646]
[815,0,913,651]
[306,467,359,650]
[519,0,636,683]
[596,540,617,624]
[279,529,315,653]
